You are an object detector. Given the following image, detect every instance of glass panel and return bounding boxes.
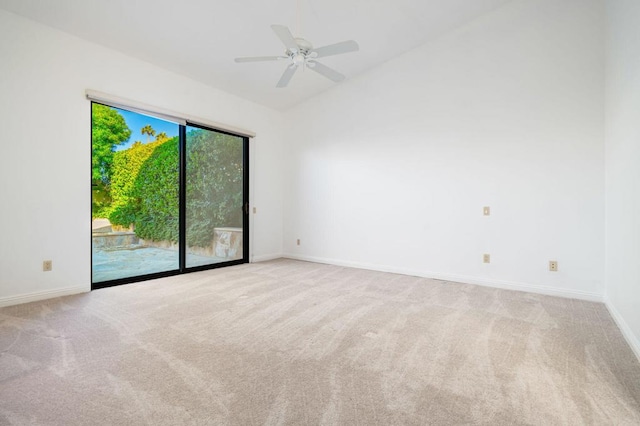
[91,104,180,283]
[185,126,244,268]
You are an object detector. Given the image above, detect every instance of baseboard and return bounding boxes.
[283,253,603,302]
[604,298,640,362]
[0,286,89,308]
[251,253,283,263]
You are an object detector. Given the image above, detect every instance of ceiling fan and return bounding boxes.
[235,25,359,88]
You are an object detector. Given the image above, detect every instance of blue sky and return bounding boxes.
[113,107,179,151]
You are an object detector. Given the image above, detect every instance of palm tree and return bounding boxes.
[155,132,168,142]
[141,125,156,143]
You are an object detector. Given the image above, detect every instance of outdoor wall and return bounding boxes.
[604,0,640,358]
[283,0,606,300]
[0,9,284,305]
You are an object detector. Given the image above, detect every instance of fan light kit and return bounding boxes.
[235,24,359,88]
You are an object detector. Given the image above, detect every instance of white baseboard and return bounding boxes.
[0,286,88,308]
[251,253,283,263]
[604,298,640,362]
[283,253,603,303]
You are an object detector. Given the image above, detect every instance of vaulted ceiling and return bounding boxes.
[0,0,512,110]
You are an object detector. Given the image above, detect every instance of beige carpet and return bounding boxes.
[0,259,639,425]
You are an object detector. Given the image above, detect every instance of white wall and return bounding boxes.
[0,0,620,313]
[604,0,640,358]
[283,0,605,300]
[0,10,284,305]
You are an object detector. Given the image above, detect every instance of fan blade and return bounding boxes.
[271,25,299,51]
[308,61,345,83]
[276,65,298,88]
[312,40,359,58]
[235,56,285,63]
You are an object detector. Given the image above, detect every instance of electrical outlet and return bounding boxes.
[483,206,491,216]
[483,254,490,263]
[43,260,52,272]
[296,239,300,246]
[252,207,257,214]
[549,260,558,272]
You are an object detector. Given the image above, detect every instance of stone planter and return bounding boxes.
[214,227,243,260]
[92,232,140,250]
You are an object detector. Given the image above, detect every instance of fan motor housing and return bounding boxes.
[292,38,313,56]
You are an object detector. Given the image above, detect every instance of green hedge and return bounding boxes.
[185,129,243,247]
[108,140,165,227]
[100,128,243,248]
[132,138,180,243]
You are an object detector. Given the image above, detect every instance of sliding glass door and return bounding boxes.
[91,103,248,289]
[185,126,245,268]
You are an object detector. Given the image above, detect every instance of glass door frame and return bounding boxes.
[91,104,250,290]
[180,122,250,274]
